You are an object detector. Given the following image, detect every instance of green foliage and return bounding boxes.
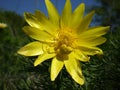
[0,0,120,89]
[0,10,30,90]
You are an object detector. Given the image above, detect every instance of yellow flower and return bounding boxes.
[17,0,109,85]
[0,23,7,28]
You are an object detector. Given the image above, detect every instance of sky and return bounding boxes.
[0,0,99,16]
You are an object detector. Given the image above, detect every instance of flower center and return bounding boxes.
[54,28,77,60]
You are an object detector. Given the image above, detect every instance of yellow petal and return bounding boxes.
[0,23,7,28]
[61,0,72,27]
[35,10,48,21]
[45,0,59,26]
[51,58,64,81]
[72,3,85,28]
[74,50,90,62]
[79,26,110,37]
[78,26,109,46]
[64,53,84,85]
[26,11,57,35]
[35,11,57,35]
[24,12,41,28]
[79,37,107,46]
[77,11,95,33]
[17,41,44,56]
[34,52,55,66]
[79,46,103,55]
[23,26,53,43]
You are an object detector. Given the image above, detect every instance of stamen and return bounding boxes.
[53,27,78,59]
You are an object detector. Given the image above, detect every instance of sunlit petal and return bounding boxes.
[78,37,107,46]
[61,0,72,27]
[64,53,84,85]
[79,26,110,37]
[74,50,90,62]
[78,46,103,55]
[72,3,85,28]
[31,11,57,35]
[51,58,64,81]
[34,52,55,66]
[25,12,56,35]
[45,0,59,26]
[24,12,41,28]
[17,41,44,56]
[23,26,53,43]
[35,10,47,20]
[77,11,95,33]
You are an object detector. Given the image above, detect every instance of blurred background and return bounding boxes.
[0,0,120,90]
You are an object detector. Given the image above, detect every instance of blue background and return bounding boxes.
[0,0,99,15]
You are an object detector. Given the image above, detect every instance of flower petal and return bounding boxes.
[25,12,57,35]
[78,37,107,46]
[51,58,64,81]
[64,53,84,85]
[34,52,55,66]
[77,11,95,33]
[24,12,41,29]
[45,0,59,26]
[78,26,109,46]
[74,50,90,62]
[17,41,44,56]
[72,3,85,28]
[35,10,57,35]
[79,46,103,55]
[79,26,110,37]
[23,26,53,43]
[61,0,72,27]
